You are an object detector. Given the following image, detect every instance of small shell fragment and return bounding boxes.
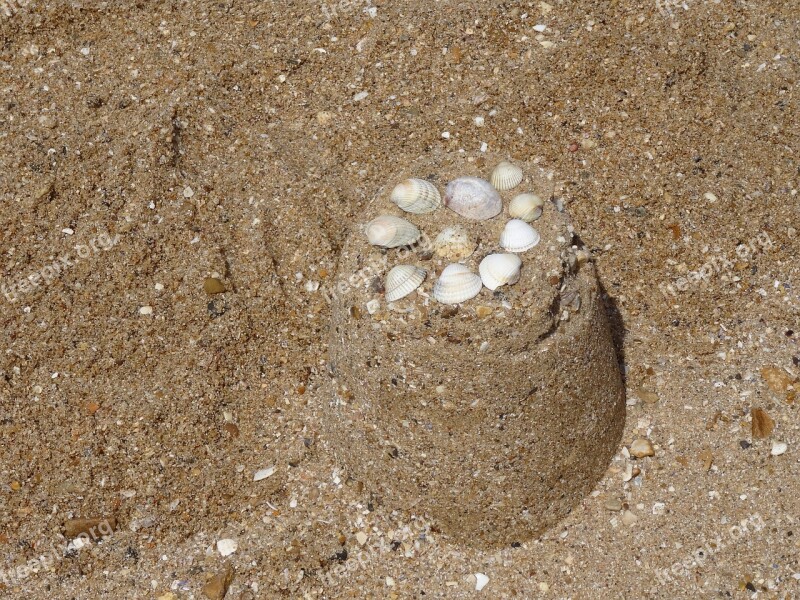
[390,178,441,214]
[479,253,522,291]
[365,215,421,248]
[385,265,427,301]
[433,264,483,305]
[490,161,523,191]
[509,193,544,222]
[499,219,540,253]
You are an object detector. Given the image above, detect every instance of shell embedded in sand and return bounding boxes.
[365,215,421,248]
[444,177,502,220]
[433,226,476,262]
[500,219,540,253]
[490,161,523,191]
[509,193,544,222]
[390,178,441,214]
[385,265,427,301]
[479,253,522,291]
[433,264,483,304]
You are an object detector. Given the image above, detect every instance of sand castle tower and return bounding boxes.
[324,151,625,547]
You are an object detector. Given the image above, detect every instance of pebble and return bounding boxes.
[356,531,368,546]
[761,366,795,395]
[621,510,638,526]
[634,387,659,404]
[139,306,153,315]
[38,114,57,129]
[629,438,655,458]
[183,186,194,198]
[604,498,623,511]
[216,538,238,557]
[366,299,380,314]
[475,573,489,591]
[751,407,774,439]
[254,466,276,481]
[353,91,368,102]
[770,441,787,456]
[64,516,117,539]
[203,277,226,295]
[202,563,235,600]
[475,306,493,318]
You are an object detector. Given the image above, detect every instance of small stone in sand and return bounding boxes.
[770,441,787,456]
[64,516,117,539]
[356,531,368,546]
[621,510,638,526]
[630,438,655,458]
[139,306,153,315]
[254,466,276,481]
[203,563,234,600]
[216,538,238,557]
[604,498,623,511]
[751,407,774,439]
[204,277,226,295]
[475,573,489,591]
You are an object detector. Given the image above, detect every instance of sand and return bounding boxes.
[0,0,798,598]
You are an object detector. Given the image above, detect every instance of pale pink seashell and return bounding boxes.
[444,177,502,220]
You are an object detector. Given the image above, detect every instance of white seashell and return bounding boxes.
[500,219,541,253]
[509,193,544,222]
[490,161,523,191]
[365,215,421,248]
[433,226,476,261]
[433,264,483,304]
[479,253,522,291]
[385,265,427,301]
[444,177,502,220]
[390,178,441,214]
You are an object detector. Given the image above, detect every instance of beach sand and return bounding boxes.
[0,1,798,598]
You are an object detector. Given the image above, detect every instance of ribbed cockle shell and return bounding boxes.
[499,219,540,253]
[509,193,544,222]
[490,161,524,191]
[444,177,502,220]
[479,253,522,291]
[385,265,427,302]
[433,264,483,305]
[390,178,441,214]
[433,226,476,262]
[365,215,421,248]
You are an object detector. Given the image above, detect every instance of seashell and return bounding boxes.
[365,215,421,248]
[390,178,441,214]
[479,253,522,291]
[444,177,502,220]
[433,264,483,305]
[385,265,427,302]
[433,226,476,262]
[500,219,541,253]
[490,161,524,191]
[509,193,544,222]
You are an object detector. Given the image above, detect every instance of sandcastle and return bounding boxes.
[324,151,625,547]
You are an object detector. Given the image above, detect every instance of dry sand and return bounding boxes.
[0,1,798,598]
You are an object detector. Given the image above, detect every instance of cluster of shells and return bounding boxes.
[365,161,547,305]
